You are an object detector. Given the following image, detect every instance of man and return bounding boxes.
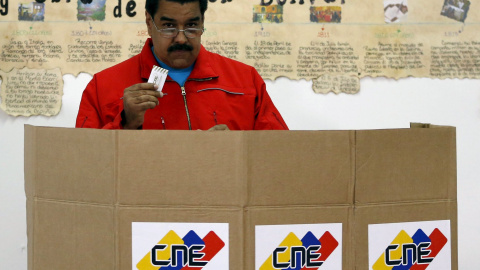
[76,0,288,130]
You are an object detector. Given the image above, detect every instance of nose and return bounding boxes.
[173,30,188,44]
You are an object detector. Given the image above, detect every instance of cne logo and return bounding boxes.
[136,230,225,270]
[372,228,448,270]
[260,231,339,270]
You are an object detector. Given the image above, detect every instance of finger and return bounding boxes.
[134,89,162,97]
[124,83,159,96]
[132,95,160,105]
[128,83,159,91]
[126,90,162,100]
[138,101,158,110]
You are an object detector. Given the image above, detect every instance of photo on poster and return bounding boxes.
[253,5,284,23]
[77,0,106,21]
[255,223,342,270]
[368,220,451,270]
[132,222,229,270]
[310,6,342,23]
[18,2,45,21]
[441,0,470,22]
[384,0,408,23]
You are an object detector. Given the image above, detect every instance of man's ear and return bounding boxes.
[146,10,153,37]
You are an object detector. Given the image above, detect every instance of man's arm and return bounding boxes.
[76,76,162,129]
[122,83,163,129]
[251,69,288,130]
[76,75,123,129]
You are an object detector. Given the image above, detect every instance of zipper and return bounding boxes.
[161,116,166,130]
[181,86,192,130]
[80,116,88,128]
[197,88,244,95]
[213,111,218,125]
[272,112,288,130]
[176,77,217,130]
[189,77,217,82]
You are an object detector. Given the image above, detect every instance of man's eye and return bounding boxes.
[163,23,174,28]
[186,23,198,28]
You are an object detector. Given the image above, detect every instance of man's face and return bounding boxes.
[146,0,204,69]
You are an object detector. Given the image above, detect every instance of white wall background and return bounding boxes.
[0,74,479,269]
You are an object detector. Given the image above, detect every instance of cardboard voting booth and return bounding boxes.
[24,124,457,270]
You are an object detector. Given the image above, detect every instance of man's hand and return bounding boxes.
[123,83,163,129]
[207,124,230,131]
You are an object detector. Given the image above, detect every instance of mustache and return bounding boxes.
[168,43,194,52]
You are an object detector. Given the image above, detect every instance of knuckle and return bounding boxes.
[141,102,153,110]
[136,96,146,103]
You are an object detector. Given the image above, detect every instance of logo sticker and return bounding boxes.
[256,223,342,270]
[132,222,229,270]
[369,220,451,270]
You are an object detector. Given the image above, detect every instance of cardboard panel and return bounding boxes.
[118,207,243,270]
[247,131,355,206]
[24,125,36,199]
[117,131,246,206]
[245,206,353,270]
[355,201,457,270]
[28,126,116,204]
[24,125,458,270]
[33,200,115,270]
[355,127,456,203]
[26,199,34,270]
[34,200,74,270]
[75,204,116,269]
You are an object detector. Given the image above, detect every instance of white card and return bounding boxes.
[148,65,168,91]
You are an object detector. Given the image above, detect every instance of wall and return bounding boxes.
[0,74,479,269]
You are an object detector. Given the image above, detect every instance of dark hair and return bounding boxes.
[146,0,208,18]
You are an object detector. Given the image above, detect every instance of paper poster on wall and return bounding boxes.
[132,222,229,270]
[0,67,62,116]
[0,0,479,116]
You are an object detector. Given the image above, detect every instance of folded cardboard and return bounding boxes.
[24,125,457,269]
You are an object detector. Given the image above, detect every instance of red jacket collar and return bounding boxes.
[140,38,218,81]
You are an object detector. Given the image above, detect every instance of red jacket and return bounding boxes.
[76,39,288,130]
